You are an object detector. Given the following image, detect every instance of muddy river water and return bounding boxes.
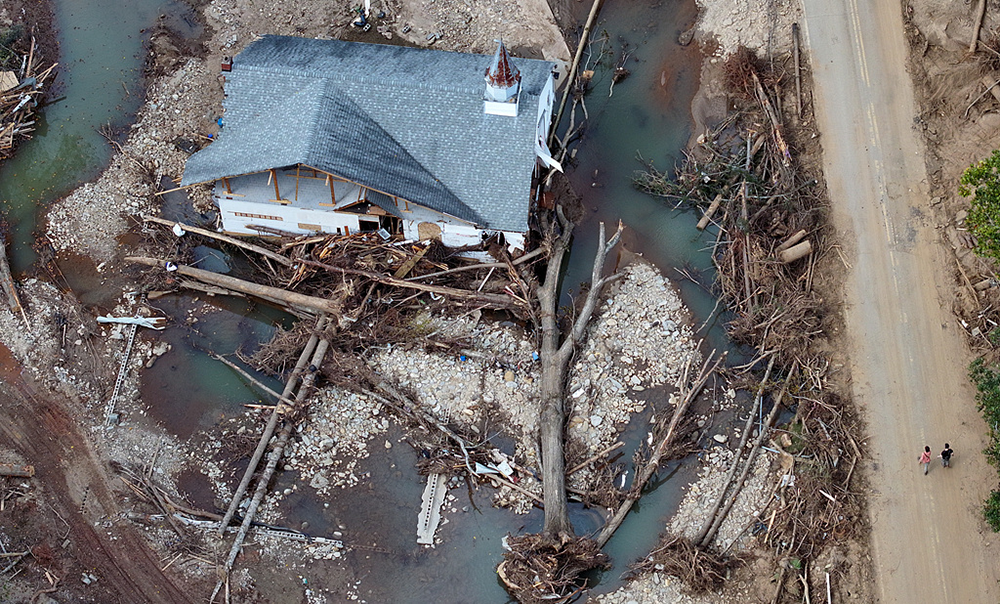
[0,0,743,600]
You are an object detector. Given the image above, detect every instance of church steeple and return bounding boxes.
[484,40,521,116]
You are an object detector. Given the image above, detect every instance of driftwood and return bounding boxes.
[126,256,341,317]
[211,326,333,603]
[0,233,27,327]
[550,0,604,147]
[216,316,328,536]
[595,351,726,548]
[0,463,34,478]
[696,193,724,230]
[776,229,808,254]
[793,23,802,119]
[971,0,987,54]
[142,215,293,267]
[778,240,813,264]
[696,365,794,548]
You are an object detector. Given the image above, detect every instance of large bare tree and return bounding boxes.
[535,206,623,537]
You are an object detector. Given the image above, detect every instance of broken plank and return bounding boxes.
[392,245,430,279]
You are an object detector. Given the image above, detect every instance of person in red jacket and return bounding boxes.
[919,445,932,475]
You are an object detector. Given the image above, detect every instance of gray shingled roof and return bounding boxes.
[182,35,555,232]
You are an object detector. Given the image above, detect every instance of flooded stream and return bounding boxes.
[0,0,199,272]
[0,0,744,600]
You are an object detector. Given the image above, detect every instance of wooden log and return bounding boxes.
[776,229,808,253]
[0,463,34,477]
[0,232,27,327]
[981,75,1000,104]
[778,240,813,264]
[125,256,340,317]
[142,215,293,267]
[300,258,518,309]
[595,351,726,548]
[217,315,328,536]
[696,194,724,230]
[974,278,996,291]
[212,330,333,602]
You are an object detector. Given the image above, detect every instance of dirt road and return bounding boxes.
[0,369,196,603]
[801,0,1000,601]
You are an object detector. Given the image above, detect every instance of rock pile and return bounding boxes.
[565,262,699,456]
[284,388,390,495]
[695,0,802,56]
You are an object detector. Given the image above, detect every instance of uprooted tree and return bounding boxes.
[498,205,622,601]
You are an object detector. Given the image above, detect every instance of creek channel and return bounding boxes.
[0,0,747,601]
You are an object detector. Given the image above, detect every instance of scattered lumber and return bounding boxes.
[141,215,293,267]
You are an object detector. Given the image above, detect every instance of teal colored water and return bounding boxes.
[0,0,198,272]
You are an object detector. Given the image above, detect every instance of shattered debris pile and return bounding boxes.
[0,34,55,159]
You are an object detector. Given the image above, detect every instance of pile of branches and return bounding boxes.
[629,536,742,594]
[497,534,610,603]
[631,45,869,601]
[0,33,55,159]
[633,46,828,362]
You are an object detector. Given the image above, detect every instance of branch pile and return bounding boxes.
[632,45,868,600]
[497,534,610,604]
[633,45,827,361]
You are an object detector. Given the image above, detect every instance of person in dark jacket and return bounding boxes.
[940,444,954,468]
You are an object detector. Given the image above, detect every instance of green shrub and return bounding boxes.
[985,491,1000,532]
[960,150,1000,262]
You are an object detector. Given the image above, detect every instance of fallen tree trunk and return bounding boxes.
[696,364,794,548]
[126,256,341,317]
[696,193,724,230]
[778,240,812,264]
[216,315,328,536]
[971,0,987,54]
[537,210,624,538]
[211,328,333,602]
[0,463,34,478]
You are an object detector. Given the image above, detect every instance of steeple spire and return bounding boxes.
[484,40,521,115]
